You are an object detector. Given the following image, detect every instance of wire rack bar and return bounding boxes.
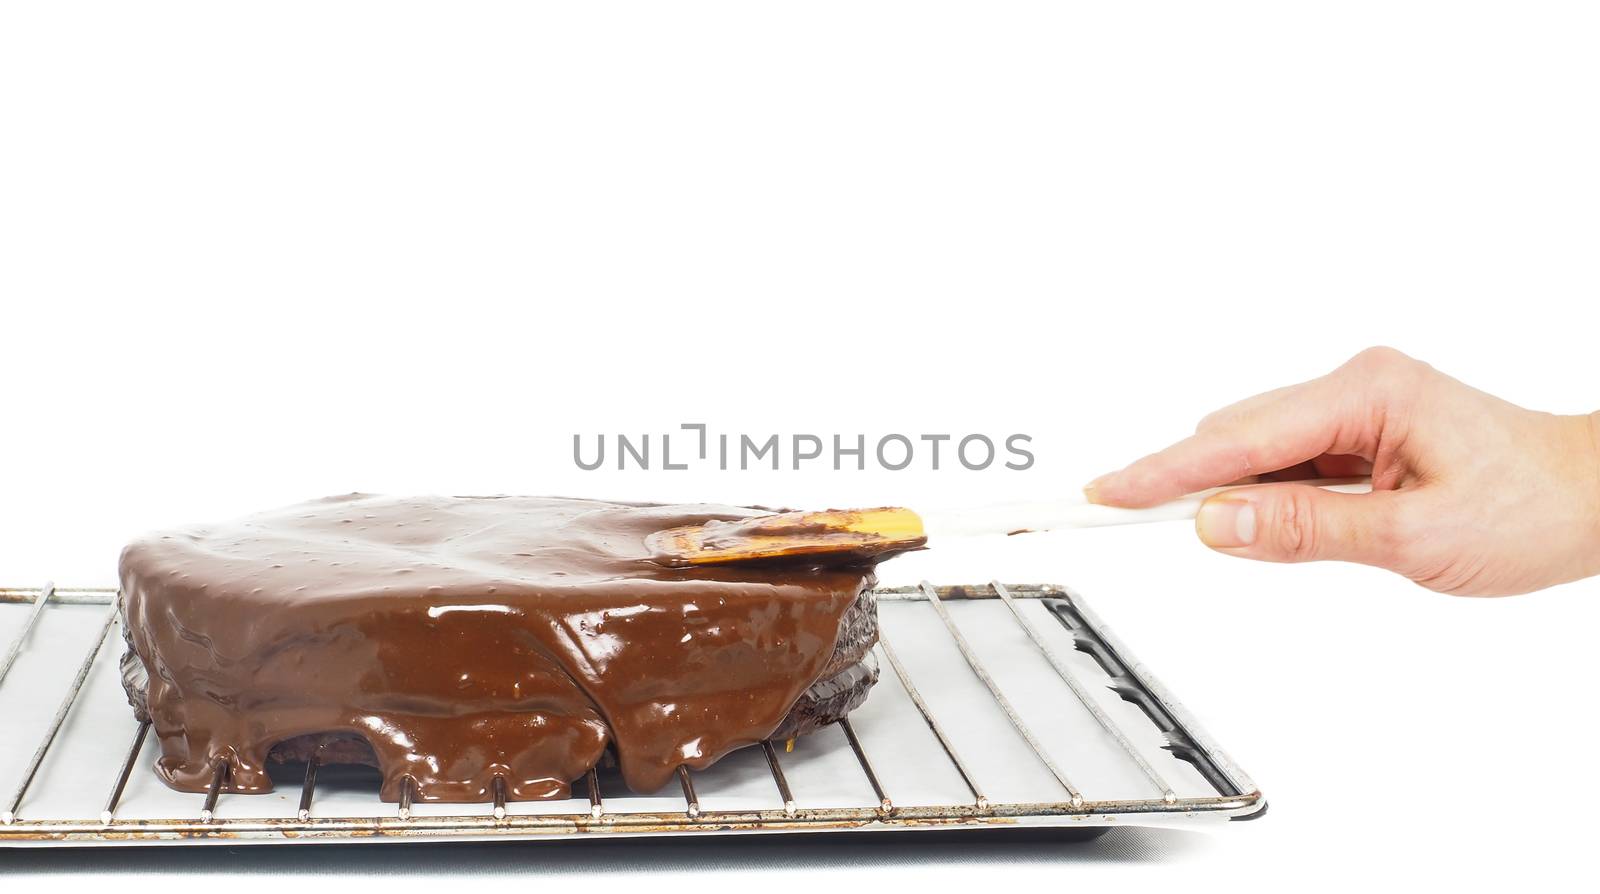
[759,740,797,816]
[492,776,508,820]
[989,580,1176,802]
[297,752,320,822]
[199,762,226,823]
[101,720,151,825]
[677,766,700,818]
[398,776,415,820]
[0,586,113,607]
[2,602,119,824]
[837,718,892,814]
[0,582,54,689]
[876,629,988,808]
[918,581,1083,807]
[585,769,603,819]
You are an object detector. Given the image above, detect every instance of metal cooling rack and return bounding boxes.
[0,581,1262,847]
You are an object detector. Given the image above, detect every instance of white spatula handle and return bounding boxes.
[923,478,1373,538]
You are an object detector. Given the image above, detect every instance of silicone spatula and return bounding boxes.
[646,478,1372,566]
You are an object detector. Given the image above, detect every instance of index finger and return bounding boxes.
[1085,373,1380,508]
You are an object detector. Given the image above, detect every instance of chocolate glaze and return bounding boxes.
[118,495,910,803]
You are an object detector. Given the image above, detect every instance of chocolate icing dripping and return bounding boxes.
[118,495,914,803]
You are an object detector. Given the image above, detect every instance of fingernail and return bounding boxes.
[1082,473,1114,504]
[1197,498,1256,548]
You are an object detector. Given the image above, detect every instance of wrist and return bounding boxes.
[1582,412,1600,576]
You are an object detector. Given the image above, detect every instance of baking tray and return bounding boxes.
[0,581,1262,847]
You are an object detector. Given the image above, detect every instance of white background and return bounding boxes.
[3,1,1598,889]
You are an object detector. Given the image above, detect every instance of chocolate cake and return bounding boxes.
[117,495,914,803]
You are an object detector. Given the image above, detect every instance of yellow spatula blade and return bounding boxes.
[647,507,927,566]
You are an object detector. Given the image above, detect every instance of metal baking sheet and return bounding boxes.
[0,582,1262,847]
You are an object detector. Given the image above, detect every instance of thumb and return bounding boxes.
[1195,484,1399,566]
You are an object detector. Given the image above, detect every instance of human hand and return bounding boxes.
[1084,347,1600,596]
